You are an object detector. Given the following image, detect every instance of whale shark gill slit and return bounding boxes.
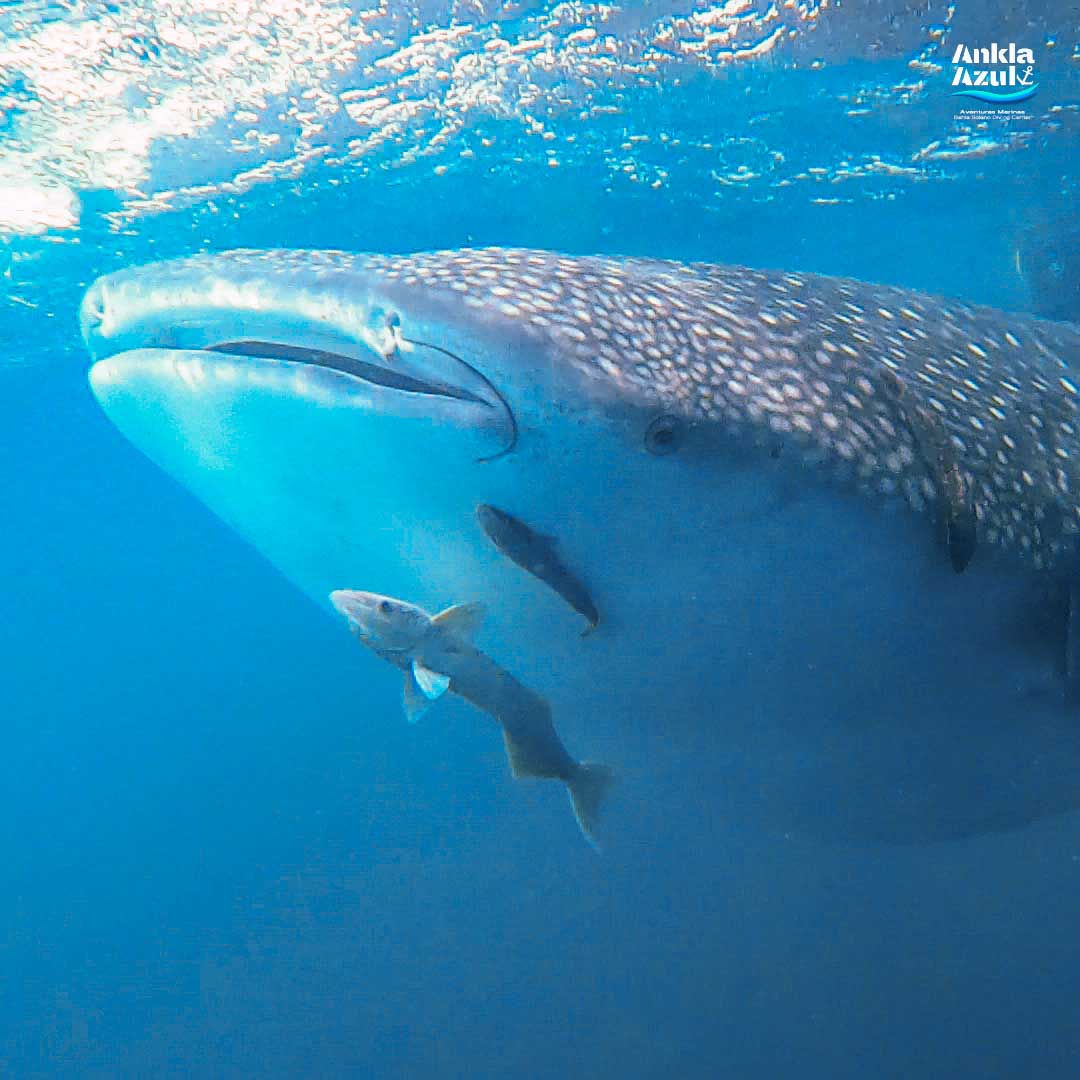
[205,338,489,403]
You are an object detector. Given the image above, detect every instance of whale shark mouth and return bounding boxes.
[204,339,493,405]
[87,322,518,458]
[208,338,518,459]
[78,249,529,457]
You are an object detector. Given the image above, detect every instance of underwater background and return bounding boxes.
[2,1,1079,1074]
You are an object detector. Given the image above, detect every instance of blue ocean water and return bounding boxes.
[3,2,1080,1075]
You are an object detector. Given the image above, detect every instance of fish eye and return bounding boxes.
[378,600,393,614]
[644,414,683,455]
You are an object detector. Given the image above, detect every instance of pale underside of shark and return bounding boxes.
[81,247,1080,843]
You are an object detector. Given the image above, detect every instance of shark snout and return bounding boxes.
[330,589,365,620]
[330,589,388,627]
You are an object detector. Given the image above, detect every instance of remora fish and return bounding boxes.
[329,588,614,845]
[81,248,1080,842]
[477,503,600,633]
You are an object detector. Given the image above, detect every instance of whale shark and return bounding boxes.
[80,247,1080,843]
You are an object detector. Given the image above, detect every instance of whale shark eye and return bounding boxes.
[645,414,682,455]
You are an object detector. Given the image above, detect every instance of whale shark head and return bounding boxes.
[80,248,739,679]
[80,249,535,460]
[82,249,719,456]
[79,248,770,662]
[79,247,1080,844]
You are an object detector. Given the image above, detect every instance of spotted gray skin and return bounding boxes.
[100,246,1080,571]
[406,248,1077,571]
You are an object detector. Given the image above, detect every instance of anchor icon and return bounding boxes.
[1018,65,1034,86]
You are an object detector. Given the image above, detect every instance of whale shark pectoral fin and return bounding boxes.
[403,670,435,724]
[431,602,486,642]
[412,661,451,700]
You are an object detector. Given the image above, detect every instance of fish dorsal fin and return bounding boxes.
[402,671,434,724]
[431,602,486,642]
[412,661,451,700]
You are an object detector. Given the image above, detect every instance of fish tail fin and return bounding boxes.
[567,762,615,851]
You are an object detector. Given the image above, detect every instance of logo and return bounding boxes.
[950,43,1037,103]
